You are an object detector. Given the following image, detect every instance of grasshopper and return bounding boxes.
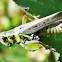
[0,11,62,51]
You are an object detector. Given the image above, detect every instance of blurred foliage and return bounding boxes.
[0,0,61,62]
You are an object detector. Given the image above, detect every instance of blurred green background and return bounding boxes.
[0,0,60,62]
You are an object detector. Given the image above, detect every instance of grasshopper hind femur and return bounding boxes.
[47,22,62,34]
[38,21,62,34]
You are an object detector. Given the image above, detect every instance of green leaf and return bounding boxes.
[40,33,62,61]
[13,0,62,18]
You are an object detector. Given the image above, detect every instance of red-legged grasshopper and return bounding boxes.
[0,11,62,51]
